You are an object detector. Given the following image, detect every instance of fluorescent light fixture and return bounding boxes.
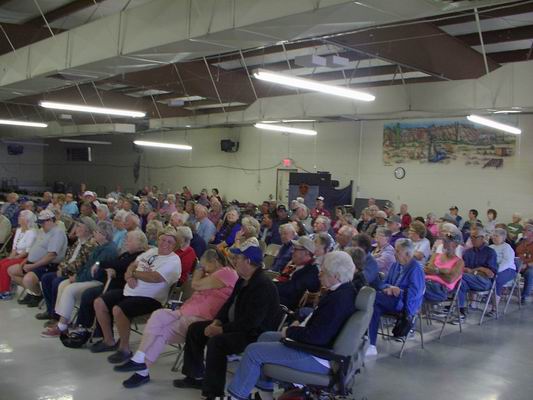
[261,119,316,124]
[254,123,317,136]
[2,140,49,147]
[40,101,146,118]
[133,140,192,150]
[0,119,47,128]
[253,69,375,102]
[59,139,112,145]
[493,110,521,114]
[467,114,521,135]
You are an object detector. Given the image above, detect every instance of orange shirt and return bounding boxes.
[516,240,533,266]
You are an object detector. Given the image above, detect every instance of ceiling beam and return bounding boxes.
[26,0,107,25]
[434,1,533,27]
[488,48,533,63]
[456,24,533,46]
[328,22,500,80]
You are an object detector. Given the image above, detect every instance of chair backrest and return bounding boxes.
[332,286,376,358]
[265,243,281,257]
[263,255,276,270]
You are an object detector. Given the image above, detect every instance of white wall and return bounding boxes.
[42,115,533,222]
[0,142,44,189]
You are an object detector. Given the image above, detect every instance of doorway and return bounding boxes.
[276,168,297,206]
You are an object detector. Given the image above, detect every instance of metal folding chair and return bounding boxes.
[503,258,523,315]
[466,278,498,325]
[379,310,424,359]
[422,280,463,339]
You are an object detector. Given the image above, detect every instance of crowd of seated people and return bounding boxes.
[1,187,532,395]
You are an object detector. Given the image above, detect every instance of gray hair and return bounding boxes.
[241,216,260,238]
[171,211,189,224]
[338,224,357,237]
[114,209,128,222]
[97,204,110,218]
[201,248,227,266]
[493,228,507,239]
[126,212,141,228]
[395,238,415,257]
[176,226,193,244]
[322,251,355,284]
[96,221,114,242]
[440,222,461,236]
[127,229,149,252]
[376,227,392,239]
[19,209,36,228]
[315,232,335,252]
[279,222,296,235]
[315,216,331,230]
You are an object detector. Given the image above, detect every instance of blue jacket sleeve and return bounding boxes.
[403,266,426,316]
[486,247,498,275]
[363,254,379,288]
[225,224,241,247]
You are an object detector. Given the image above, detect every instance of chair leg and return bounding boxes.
[418,313,424,349]
[479,286,494,325]
[397,338,407,359]
[456,295,462,333]
[171,346,183,372]
[503,280,515,315]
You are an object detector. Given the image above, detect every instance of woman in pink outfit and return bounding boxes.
[113,248,239,388]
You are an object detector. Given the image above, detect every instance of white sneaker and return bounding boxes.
[365,345,378,357]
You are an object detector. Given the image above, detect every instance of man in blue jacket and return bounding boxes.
[366,238,425,356]
[270,223,297,272]
[456,227,498,322]
[275,236,320,310]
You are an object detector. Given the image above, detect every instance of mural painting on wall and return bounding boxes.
[383,120,517,168]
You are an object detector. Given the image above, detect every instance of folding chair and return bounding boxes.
[422,280,463,339]
[379,310,424,359]
[466,278,498,325]
[263,244,281,270]
[503,258,523,315]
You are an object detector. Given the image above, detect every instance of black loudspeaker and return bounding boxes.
[220,139,239,153]
[7,144,24,155]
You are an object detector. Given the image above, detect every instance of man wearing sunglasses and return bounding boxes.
[456,227,498,322]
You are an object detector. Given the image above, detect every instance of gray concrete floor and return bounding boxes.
[1,297,532,400]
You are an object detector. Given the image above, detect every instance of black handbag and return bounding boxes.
[392,288,414,338]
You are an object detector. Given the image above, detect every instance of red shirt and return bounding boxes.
[399,213,412,230]
[176,246,197,284]
[311,207,331,220]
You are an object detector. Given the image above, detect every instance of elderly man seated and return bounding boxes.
[276,236,320,310]
[456,227,498,322]
[91,227,182,364]
[366,239,425,356]
[270,223,297,273]
[311,216,333,242]
[310,196,331,220]
[225,251,358,400]
[1,192,20,227]
[408,221,431,264]
[173,241,280,399]
[366,210,387,238]
[352,233,379,288]
[291,203,313,234]
[334,225,357,251]
[371,228,396,275]
[516,224,533,304]
[8,209,68,307]
[195,205,217,246]
[387,215,405,247]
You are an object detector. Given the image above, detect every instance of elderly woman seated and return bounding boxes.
[113,248,239,388]
[232,216,261,250]
[490,228,517,304]
[371,228,396,275]
[146,219,164,246]
[41,221,118,338]
[366,239,425,356]
[408,221,431,264]
[91,227,182,364]
[424,231,464,303]
[0,210,37,299]
[270,223,297,273]
[225,251,358,400]
[212,208,241,249]
[175,226,197,284]
[313,232,335,268]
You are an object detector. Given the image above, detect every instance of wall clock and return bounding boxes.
[394,167,406,180]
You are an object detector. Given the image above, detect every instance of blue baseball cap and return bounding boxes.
[230,244,263,265]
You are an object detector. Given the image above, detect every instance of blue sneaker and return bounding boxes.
[0,292,13,301]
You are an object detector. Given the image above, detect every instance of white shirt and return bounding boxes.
[490,242,516,273]
[123,247,181,304]
[413,238,431,263]
[12,228,37,255]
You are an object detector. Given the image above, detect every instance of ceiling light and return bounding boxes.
[59,139,112,145]
[133,140,192,150]
[493,110,521,114]
[0,119,47,128]
[253,69,375,102]
[260,119,316,124]
[467,115,521,135]
[254,123,317,136]
[40,101,145,118]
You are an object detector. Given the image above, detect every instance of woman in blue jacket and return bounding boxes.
[366,238,425,356]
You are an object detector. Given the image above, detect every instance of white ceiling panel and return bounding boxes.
[441,11,533,36]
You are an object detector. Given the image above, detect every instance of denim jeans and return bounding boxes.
[521,267,533,301]
[368,292,402,346]
[227,332,329,400]
[458,273,492,308]
[424,280,449,303]
[495,269,517,296]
